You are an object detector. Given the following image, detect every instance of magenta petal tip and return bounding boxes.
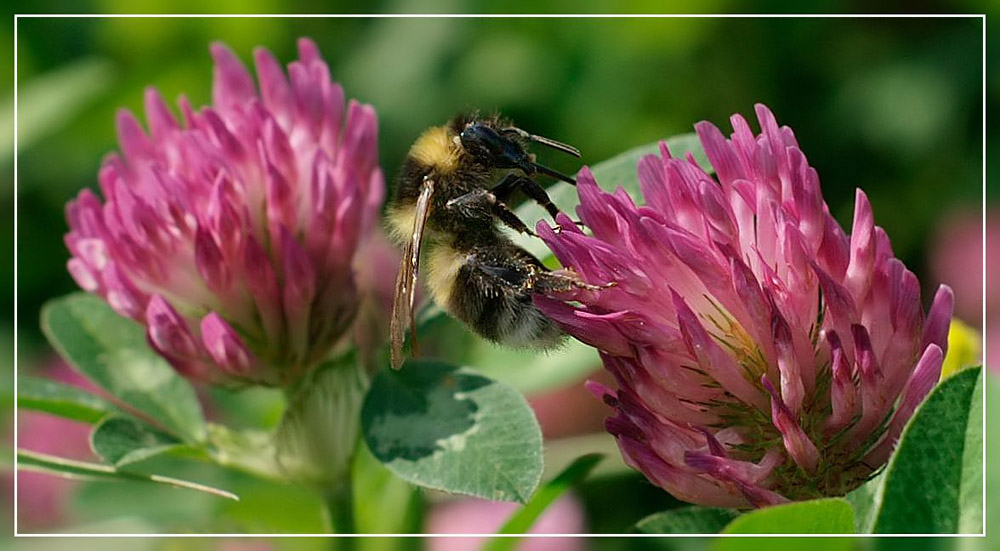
[64,38,381,387]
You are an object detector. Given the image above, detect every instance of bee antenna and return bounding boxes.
[501,127,581,158]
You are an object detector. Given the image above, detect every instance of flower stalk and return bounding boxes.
[275,351,369,492]
[325,477,357,537]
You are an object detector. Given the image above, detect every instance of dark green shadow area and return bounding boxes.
[362,359,491,462]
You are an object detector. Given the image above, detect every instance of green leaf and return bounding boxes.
[17,375,117,423]
[512,133,707,260]
[633,506,741,534]
[65,456,324,533]
[90,415,187,467]
[856,365,983,534]
[204,423,284,482]
[465,337,600,394]
[492,453,602,539]
[66,461,219,533]
[361,359,543,503]
[41,293,206,443]
[843,467,883,533]
[721,498,854,534]
[5,58,114,164]
[414,307,601,396]
[589,133,710,192]
[17,449,237,501]
[985,374,1000,539]
[274,353,369,485]
[958,365,984,533]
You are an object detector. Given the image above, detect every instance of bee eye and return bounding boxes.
[460,124,505,155]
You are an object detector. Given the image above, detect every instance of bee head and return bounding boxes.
[456,118,580,185]
[459,122,530,171]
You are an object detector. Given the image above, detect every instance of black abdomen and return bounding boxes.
[444,241,563,349]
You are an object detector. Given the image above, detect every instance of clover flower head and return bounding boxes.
[65,38,384,386]
[536,104,953,507]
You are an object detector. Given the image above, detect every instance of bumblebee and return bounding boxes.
[387,113,595,369]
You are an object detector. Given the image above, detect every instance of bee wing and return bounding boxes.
[390,177,435,370]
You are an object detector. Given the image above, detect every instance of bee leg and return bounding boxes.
[515,177,562,220]
[472,250,610,294]
[467,248,553,295]
[490,173,561,220]
[493,202,537,237]
[457,251,564,348]
[533,269,615,293]
[488,172,522,201]
[447,188,537,236]
[552,219,588,233]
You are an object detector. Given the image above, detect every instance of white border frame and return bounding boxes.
[11,12,988,539]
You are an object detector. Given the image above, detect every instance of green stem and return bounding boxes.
[326,477,357,538]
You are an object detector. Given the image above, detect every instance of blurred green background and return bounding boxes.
[6,8,989,547]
